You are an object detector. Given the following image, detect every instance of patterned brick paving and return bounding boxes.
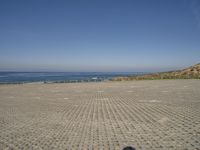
[0,80,200,150]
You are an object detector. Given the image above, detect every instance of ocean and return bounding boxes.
[0,72,143,84]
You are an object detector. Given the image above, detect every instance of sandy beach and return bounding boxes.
[0,80,200,150]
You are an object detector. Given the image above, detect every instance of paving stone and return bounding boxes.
[0,80,200,150]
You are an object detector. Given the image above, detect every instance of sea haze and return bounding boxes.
[0,72,144,84]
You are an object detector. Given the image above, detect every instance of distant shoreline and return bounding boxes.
[0,79,107,85]
[1,78,200,85]
[0,72,144,84]
[1,63,200,84]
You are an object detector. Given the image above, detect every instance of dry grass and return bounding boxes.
[112,63,200,81]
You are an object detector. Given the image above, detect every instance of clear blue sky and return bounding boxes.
[0,0,200,72]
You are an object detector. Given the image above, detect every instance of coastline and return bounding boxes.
[0,72,139,85]
[0,78,199,86]
[1,63,200,85]
[0,79,108,85]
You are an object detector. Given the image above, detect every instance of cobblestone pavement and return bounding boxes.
[0,80,200,150]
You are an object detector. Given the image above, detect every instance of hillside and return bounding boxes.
[112,63,200,81]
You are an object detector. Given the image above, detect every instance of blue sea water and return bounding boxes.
[0,72,142,84]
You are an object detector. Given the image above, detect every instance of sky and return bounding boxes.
[0,0,200,72]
